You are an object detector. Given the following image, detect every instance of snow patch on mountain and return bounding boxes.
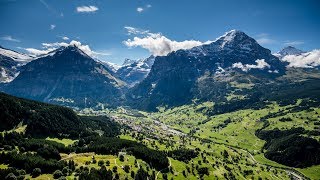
[268,69,279,74]
[0,47,33,62]
[123,58,137,66]
[102,61,121,72]
[232,59,271,72]
[187,30,257,57]
[274,46,305,58]
[0,67,20,83]
[219,30,237,48]
[116,55,155,85]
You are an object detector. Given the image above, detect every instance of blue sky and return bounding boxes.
[0,0,319,64]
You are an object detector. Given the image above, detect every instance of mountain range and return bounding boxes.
[115,55,155,86]
[0,30,319,110]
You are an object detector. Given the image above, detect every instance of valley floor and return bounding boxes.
[1,99,320,180]
[78,100,320,180]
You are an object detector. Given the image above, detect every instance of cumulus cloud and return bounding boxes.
[62,36,69,40]
[50,24,56,30]
[1,35,20,42]
[137,7,144,13]
[137,4,151,13]
[282,50,320,68]
[25,48,55,56]
[25,40,110,57]
[123,26,210,56]
[76,6,98,13]
[232,59,271,72]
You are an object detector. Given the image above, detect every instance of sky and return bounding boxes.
[0,0,319,65]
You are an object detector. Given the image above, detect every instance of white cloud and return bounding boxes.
[124,26,150,35]
[137,7,144,13]
[1,35,20,42]
[283,41,304,46]
[25,48,55,56]
[50,24,56,30]
[137,4,151,13]
[282,49,320,68]
[76,6,98,13]
[232,59,271,72]
[123,26,210,56]
[62,36,69,40]
[25,40,110,57]
[255,33,276,45]
[41,42,69,48]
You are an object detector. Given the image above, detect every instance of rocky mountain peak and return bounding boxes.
[278,46,304,56]
[186,30,264,57]
[214,30,259,50]
[122,58,137,66]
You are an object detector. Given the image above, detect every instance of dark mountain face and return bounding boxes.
[127,30,287,111]
[3,45,125,108]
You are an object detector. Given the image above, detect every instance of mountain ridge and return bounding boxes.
[127,30,288,110]
[1,31,319,110]
[2,45,125,108]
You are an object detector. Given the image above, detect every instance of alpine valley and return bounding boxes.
[1,30,320,180]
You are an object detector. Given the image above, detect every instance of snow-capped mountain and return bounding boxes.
[274,46,305,59]
[100,61,122,73]
[0,46,33,62]
[122,58,137,66]
[2,45,125,107]
[116,55,155,86]
[127,30,287,110]
[0,46,34,83]
[272,46,320,68]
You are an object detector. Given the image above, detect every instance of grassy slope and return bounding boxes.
[45,137,77,147]
[2,96,318,179]
[112,100,319,179]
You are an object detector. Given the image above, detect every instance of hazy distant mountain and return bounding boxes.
[122,58,137,66]
[0,46,33,83]
[127,30,287,110]
[116,55,155,86]
[275,46,320,68]
[2,45,125,108]
[274,46,305,59]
